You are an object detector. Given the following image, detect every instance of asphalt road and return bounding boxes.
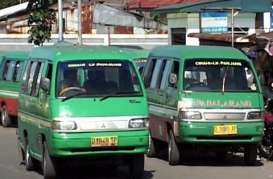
[1,127,273,179]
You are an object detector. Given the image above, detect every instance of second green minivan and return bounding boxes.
[144,45,264,165]
[17,45,149,179]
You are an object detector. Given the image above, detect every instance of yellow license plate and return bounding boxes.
[213,125,237,135]
[91,136,118,147]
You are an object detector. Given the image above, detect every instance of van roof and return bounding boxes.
[149,45,248,60]
[29,44,138,62]
[3,51,29,59]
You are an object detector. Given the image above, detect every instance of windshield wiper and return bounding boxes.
[62,91,87,102]
[222,67,229,94]
[100,91,141,101]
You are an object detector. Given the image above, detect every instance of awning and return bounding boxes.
[0,2,29,20]
[154,0,272,14]
[93,4,157,29]
[127,0,206,10]
[188,32,250,43]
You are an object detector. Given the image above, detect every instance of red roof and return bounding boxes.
[127,0,202,10]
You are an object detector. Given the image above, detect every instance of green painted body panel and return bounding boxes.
[18,44,149,161]
[51,97,148,118]
[180,121,263,144]
[179,92,263,109]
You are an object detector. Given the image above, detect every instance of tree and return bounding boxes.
[28,0,56,46]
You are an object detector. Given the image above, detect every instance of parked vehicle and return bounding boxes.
[17,45,149,179]
[0,51,28,127]
[144,45,264,165]
[131,49,149,73]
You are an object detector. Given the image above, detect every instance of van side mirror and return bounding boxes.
[40,77,50,92]
[169,73,177,85]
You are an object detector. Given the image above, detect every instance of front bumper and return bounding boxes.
[179,121,264,144]
[48,130,148,157]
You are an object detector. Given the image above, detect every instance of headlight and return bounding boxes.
[52,121,77,131]
[129,118,148,128]
[179,111,202,120]
[247,111,263,120]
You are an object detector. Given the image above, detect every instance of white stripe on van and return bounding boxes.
[0,90,19,98]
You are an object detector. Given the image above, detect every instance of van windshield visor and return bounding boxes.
[184,60,258,92]
[57,60,143,98]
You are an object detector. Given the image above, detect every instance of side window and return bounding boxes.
[45,63,53,94]
[27,62,38,95]
[30,62,44,97]
[150,60,163,88]
[160,60,172,90]
[143,58,156,88]
[2,60,16,81]
[168,61,180,89]
[13,61,24,82]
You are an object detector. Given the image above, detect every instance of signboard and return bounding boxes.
[201,12,228,33]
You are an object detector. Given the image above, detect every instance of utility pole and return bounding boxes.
[78,0,82,45]
[231,8,234,47]
[58,0,64,41]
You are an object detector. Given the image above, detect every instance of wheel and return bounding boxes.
[128,155,144,179]
[25,141,35,171]
[42,142,57,179]
[1,106,11,127]
[168,130,180,165]
[146,132,158,158]
[244,144,258,165]
[258,131,273,160]
[17,141,25,165]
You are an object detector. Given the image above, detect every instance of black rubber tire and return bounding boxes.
[146,132,158,158]
[168,130,180,165]
[258,138,273,161]
[244,144,258,165]
[43,143,57,179]
[1,106,11,127]
[42,143,57,179]
[25,142,35,171]
[129,155,144,179]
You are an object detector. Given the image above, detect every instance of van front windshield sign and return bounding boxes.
[184,60,258,92]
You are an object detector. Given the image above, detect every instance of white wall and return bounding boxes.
[264,12,271,32]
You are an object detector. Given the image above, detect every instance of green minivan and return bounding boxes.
[144,46,264,165]
[17,45,149,179]
[0,51,28,127]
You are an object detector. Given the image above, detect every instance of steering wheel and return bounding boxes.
[59,87,86,96]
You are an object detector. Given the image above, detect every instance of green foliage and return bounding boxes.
[28,1,56,46]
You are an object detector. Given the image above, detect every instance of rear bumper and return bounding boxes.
[179,121,264,144]
[49,130,148,157]
[0,97,18,116]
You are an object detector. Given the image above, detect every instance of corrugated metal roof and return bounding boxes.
[0,2,29,20]
[127,0,210,10]
[154,0,271,13]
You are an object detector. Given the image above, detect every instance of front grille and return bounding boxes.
[204,112,246,120]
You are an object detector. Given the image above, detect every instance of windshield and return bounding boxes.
[56,60,143,98]
[183,60,258,92]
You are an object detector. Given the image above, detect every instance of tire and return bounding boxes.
[244,144,258,165]
[128,155,144,179]
[17,142,25,165]
[168,130,180,165]
[1,106,11,127]
[42,143,57,179]
[146,132,158,158]
[25,141,35,171]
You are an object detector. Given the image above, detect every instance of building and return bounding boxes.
[152,0,272,46]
